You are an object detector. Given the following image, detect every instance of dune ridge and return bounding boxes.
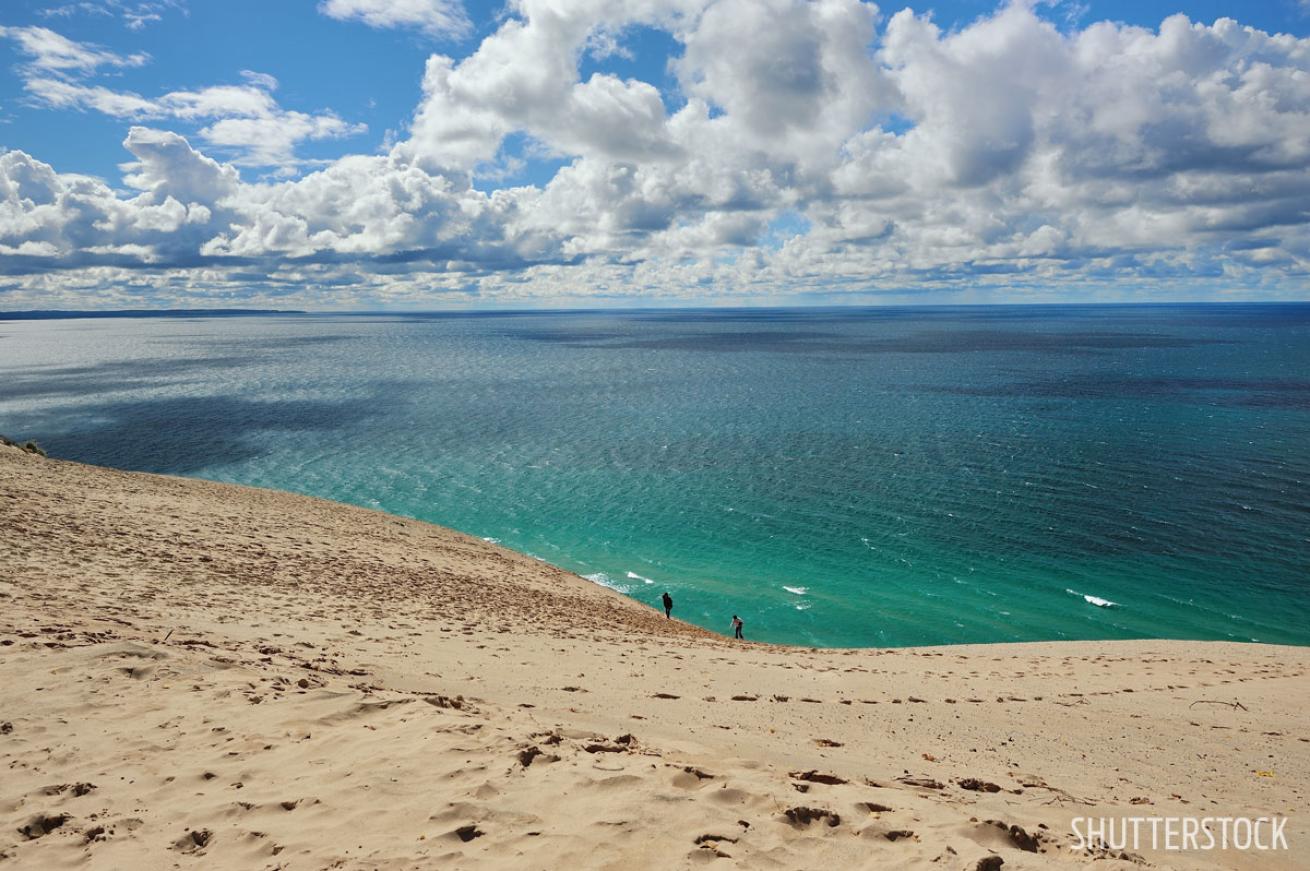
[1,445,1306,869]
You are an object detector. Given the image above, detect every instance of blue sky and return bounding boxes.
[1,0,1308,308]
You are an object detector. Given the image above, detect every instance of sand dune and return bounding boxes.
[1,444,1306,869]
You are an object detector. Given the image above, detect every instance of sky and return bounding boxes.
[0,0,1308,310]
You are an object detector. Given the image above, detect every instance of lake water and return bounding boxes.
[3,304,1308,647]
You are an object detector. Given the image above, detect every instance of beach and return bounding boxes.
[1,443,1306,869]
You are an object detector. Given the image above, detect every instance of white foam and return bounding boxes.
[626,571,656,585]
[584,572,623,592]
[1067,588,1118,608]
[783,585,808,596]
[481,536,501,544]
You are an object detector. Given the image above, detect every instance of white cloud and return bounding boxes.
[22,77,366,168]
[0,24,148,75]
[199,112,367,169]
[318,0,470,39]
[3,27,365,170]
[24,77,159,116]
[400,1,706,172]
[673,0,888,160]
[26,79,275,119]
[0,129,231,268]
[810,6,1310,283]
[2,2,1309,308]
[239,69,279,91]
[37,1,185,32]
[120,126,238,205]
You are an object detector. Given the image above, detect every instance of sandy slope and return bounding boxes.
[1,445,1306,870]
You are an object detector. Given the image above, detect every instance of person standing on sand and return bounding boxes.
[731,615,744,640]
[662,591,673,618]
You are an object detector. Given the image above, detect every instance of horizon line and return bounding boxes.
[5,299,1310,320]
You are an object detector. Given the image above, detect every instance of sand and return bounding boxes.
[1,444,1306,870]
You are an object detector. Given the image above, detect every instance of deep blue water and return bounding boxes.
[3,304,1308,647]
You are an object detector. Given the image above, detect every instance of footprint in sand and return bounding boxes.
[172,829,212,852]
[18,813,69,840]
[783,807,841,828]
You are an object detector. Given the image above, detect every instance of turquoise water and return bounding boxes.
[2,305,1308,647]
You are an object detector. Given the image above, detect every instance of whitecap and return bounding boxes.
[626,571,656,585]
[783,585,808,596]
[584,572,624,592]
[1067,588,1118,608]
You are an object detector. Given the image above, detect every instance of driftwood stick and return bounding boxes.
[1187,699,1248,712]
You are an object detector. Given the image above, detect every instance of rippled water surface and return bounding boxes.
[3,304,1308,647]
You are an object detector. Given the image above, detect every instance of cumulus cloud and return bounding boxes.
[674,0,887,158]
[318,0,470,39]
[0,128,231,266]
[2,1,1309,308]
[816,6,1310,282]
[121,126,238,205]
[400,1,691,171]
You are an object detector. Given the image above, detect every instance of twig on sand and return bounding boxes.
[162,629,174,643]
[1188,700,1248,712]
[1022,779,1096,807]
[1041,792,1096,807]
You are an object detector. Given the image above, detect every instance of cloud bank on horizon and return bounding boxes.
[0,0,1308,309]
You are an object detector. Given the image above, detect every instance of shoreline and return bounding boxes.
[202,475,1310,652]
[23,447,1305,653]
[3,444,1307,868]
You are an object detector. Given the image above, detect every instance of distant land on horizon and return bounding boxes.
[0,309,306,321]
